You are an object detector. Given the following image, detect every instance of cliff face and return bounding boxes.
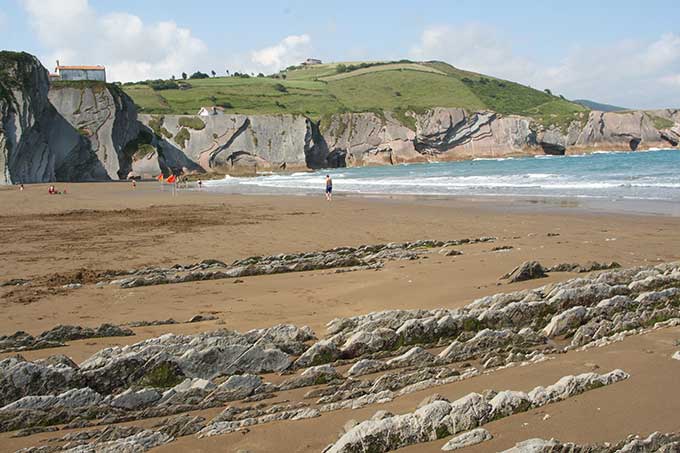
[48,84,140,179]
[319,112,423,166]
[136,113,320,176]
[1,52,678,184]
[0,52,102,184]
[0,52,139,184]
[136,107,679,175]
[414,108,536,159]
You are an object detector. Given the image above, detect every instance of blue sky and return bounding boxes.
[2,0,679,108]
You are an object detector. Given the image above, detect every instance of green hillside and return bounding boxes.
[573,99,627,112]
[121,60,588,130]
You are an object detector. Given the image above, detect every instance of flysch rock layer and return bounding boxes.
[2,53,679,184]
[325,370,629,452]
[3,261,680,451]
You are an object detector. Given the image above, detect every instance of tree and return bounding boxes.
[336,63,348,73]
[257,72,265,77]
[211,70,216,77]
[171,75,176,81]
[181,72,187,80]
[226,69,230,76]
[189,71,210,79]
[544,88,553,95]
[273,83,287,93]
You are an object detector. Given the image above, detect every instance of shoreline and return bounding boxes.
[2,180,679,217]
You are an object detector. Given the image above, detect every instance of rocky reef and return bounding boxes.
[2,254,679,451]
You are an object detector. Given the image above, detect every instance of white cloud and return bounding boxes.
[410,24,680,109]
[251,34,311,72]
[22,0,207,82]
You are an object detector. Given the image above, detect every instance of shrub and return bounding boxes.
[273,83,287,93]
[174,127,191,148]
[189,71,210,79]
[218,101,233,109]
[148,116,173,139]
[150,80,179,91]
[134,144,156,159]
[178,116,206,130]
[336,63,348,73]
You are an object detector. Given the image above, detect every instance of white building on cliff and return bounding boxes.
[50,61,106,82]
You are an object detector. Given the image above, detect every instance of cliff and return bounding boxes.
[48,82,140,179]
[1,52,679,184]
[134,113,320,177]
[0,52,139,184]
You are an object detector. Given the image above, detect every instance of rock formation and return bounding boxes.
[1,51,679,184]
[0,51,140,184]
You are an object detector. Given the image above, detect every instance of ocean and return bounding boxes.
[204,149,680,203]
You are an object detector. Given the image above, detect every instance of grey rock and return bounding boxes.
[1,387,101,412]
[110,388,161,410]
[489,390,531,418]
[280,365,341,390]
[347,359,387,377]
[503,261,547,283]
[386,347,436,367]
[155,414,206,437]
[295,340,341,368]
[542,306,588,337]
[441,428,492,451]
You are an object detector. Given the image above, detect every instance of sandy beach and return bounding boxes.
[1,182,679,452]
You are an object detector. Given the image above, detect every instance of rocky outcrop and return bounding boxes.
[2,53,678,183]
[326,370,629,453]
[415,108,537,158]
[48,83,139,179]
[0,51,141,184]
[138,113,322,175]
[503,431,680,452]
[0,52,105,184]
[138,107,679,174]
[320,112,425,166]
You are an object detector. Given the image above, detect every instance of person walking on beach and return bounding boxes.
[197,179,203,190]
[325,174,333,201]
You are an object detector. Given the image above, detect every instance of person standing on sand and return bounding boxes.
[198,179,203,190]
[325,174,333,201]
[131,179,137,189]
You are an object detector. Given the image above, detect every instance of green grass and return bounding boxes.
[174,127,190,148]
[121,59,590,127]
[646,113,675,130]
[178,116,206,130]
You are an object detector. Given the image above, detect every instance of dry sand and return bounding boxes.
[0,181,679,452]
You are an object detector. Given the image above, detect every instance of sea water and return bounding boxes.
[205,149,680,203]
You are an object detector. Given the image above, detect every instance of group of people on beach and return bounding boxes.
[21,174,328,199]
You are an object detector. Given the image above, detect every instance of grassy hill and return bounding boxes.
[121,60,588,130]
[573,99,627,112]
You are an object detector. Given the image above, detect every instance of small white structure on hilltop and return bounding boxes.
[197,106,224,116]
[50,60,106,82]
[301,58,322,66]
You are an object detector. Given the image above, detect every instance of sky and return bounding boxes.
[1,0,679,109]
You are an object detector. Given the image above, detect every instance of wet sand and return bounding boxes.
[0,182,679,452]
